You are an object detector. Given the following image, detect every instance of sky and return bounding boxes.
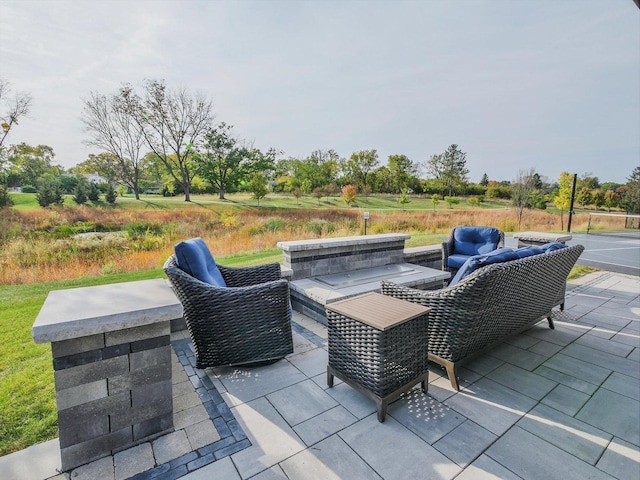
[0,0,638,184]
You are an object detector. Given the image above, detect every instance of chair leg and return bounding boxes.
[547,315,555,329]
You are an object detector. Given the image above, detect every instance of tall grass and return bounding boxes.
[0,199,625,285]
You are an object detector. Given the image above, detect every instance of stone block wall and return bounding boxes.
[52,322,173,471]
[277,234,410,280]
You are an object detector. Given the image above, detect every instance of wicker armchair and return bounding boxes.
[164,255,293,368]
[383,244,584,390]
[442,226,505,272]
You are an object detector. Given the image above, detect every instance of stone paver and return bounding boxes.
[113,442,154,480]
[596,437,640,480]
[576,388,640,446]
[486,426,614,480]
[3,271,639,480]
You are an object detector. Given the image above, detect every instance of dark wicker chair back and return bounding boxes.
[164,255,293,368]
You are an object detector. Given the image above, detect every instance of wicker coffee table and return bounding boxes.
[326,292,430,422]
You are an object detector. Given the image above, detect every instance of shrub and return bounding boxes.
[0,185,13,208]
[21,185,37,193]
[126,221,163,238]
[36,180,64,207]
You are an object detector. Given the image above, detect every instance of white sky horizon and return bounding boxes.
[1,0,638,185]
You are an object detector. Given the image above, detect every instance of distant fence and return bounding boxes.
[586,212,640,234]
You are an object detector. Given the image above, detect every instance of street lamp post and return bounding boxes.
[364,211,370,235]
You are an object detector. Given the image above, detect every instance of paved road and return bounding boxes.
[505,231,640,276]
[568,231,640,276]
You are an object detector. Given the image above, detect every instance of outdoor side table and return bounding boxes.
[326,292,430,422]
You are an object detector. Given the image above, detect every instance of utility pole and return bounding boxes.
[567,173,577,233]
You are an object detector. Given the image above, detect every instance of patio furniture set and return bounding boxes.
[164,228,583,422]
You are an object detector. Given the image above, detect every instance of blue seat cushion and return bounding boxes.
[174,238,226,287]
[453,227,501,256]
[447,254,472,270]
[449,247,519,286]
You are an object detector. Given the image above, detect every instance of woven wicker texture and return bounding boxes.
[442,227,506,272]
[327,310,429,397]
[164,255,293,368]
[382,244,584,367]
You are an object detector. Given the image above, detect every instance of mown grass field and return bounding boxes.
[0,191,613,455]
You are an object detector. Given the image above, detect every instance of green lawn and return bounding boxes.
[0,249,283,456]
[10,191,513,212]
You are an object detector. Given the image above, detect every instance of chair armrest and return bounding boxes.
[218,262,282,287]
[497,230,505,248]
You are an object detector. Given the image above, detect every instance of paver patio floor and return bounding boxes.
[2,271,638,480]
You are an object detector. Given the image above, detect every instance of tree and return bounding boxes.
[431,194,439,210]
[0,79,32,153]
[576,187,592,208]
[604,190,620,212]
[197,123,247,199]
[73,179,89,205]
[292,187,302,205]
[592,189,605,209]
[6,143,59,186]
[343,150,379,191]
[312,187,324,205]
[36,177,64,207]
[553,171,573,230]
[512,168,537,230]
[105,183,117,204]
[387,154,416,193]
[426,145,469,197]
[121,80,214,201]
[341,184,357,206]
[81,91,147,199]
[88,182,101,202]
[621,166,640,214]
[248,173,268,205]
[480,173,489,186]
[0,185,12,208]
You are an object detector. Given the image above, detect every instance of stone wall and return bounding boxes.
[53,323,173,470]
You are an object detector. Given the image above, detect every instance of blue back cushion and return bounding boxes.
[514,246,545,258]
[449,247,519,286]
[453,227,501,256]
[174,238,226,287]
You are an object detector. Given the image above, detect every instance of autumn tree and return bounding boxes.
[554,172,573,230]
[604,190,620,212]
[341,184,357,206]
[121,80,214,201]
[81,91,147,199]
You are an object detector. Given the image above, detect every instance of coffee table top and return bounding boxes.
[326,292,430,331]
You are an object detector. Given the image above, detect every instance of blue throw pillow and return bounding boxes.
[539,242,567,252]
[174,238,226,287]
[453,227,501,256]
[449,247,518,286]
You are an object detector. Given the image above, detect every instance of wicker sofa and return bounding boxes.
[381,243,584,390]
